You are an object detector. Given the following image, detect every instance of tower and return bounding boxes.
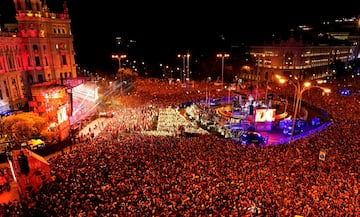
[0,0,77,111]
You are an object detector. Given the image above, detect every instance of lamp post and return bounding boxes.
[178,53,191,83]
[216,53,230,87]
[277,75,331,144]
[178,52,190,83]
[111,54,127,80]
[186,52,190,80]
[254,53,265,101]
[177,54,185,83]
[205,77,211,107]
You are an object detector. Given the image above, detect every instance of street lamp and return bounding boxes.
[254,53,265,101]
[177,53,191,83]
[216,53,230,87]
[277,75,331,144]
[177,54,186,83]
[111,54,127,78]
[205,77,211,107]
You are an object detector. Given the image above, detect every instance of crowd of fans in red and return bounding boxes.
[0,76,359,216]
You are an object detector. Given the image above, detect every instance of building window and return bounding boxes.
[33,44,38,51]
[28,75,33,84]
[284,53,294,67]
[8,57,14,69]
[3,81,9,98]
[17,57,21,68]
[25,0,31,10]
[35,56,41,66]
[12,78,19,98]
[38,74,44,83]
[20,77,26,97]
[61,55,67,65]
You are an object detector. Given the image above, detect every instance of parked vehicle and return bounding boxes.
[21,139,46,150]
[241,131,267,147]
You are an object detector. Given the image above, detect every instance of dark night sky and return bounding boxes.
[1,0,360,72]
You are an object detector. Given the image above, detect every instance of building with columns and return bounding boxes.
[245,16,360,83]
[247,34,355,83]
[0,0,77,114]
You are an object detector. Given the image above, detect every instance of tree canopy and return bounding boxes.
[0,112,48,144]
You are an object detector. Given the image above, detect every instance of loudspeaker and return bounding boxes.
[18,154,30,174]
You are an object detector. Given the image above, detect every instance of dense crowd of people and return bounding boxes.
[0,76,360,216]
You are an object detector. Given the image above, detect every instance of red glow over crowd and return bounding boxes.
[0,76,360,216]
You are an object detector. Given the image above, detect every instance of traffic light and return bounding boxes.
[18,154,30,174]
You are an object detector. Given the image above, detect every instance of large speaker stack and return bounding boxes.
[18,151,30,174]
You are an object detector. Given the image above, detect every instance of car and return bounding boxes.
[241,131,267,147]
[22,139,46,150]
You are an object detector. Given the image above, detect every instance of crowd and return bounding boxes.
[0,76,359,216]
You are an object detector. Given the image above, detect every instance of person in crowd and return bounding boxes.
[0,76,359,217]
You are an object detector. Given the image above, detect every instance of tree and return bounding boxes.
[0,112,47,144]
[122,68,139,81]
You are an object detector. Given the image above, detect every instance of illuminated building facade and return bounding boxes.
[0,0,77,114]
[246,15,360,83]
[248,35,355,82]
[29,81,71,141]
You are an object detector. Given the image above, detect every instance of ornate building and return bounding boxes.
[245,16,360,84]
[247,34,355,83]
[0,0,77,114]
